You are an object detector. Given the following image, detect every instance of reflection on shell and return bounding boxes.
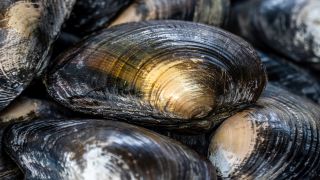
[0,0,75,111]
[209,84,320,179]
[258,51,320,104]
[229,0,320,69]
[4,119,217,180]
[46,21,267,131]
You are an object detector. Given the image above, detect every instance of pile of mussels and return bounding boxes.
[0,0,319,179]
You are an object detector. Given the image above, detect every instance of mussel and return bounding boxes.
[229,0,320,70]
[4,119,217,179]
[0,0,75,111]
[109,0,230,27]
[0,97,75,123]
[64,0,230,36]
[64,0,132,36]
[258,51,320,104]
[0,126,22,180]
[208,84,320,179]
[46,20,267,131]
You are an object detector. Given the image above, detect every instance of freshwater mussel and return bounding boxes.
[0,0,75,111]
[4,119,217,179]
[209,85,320,179]
[46,20,267,131]
[229,0,320,70]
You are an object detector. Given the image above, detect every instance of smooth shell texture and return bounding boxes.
[46,21,267,131]
[64,0,132,36]
[0,0,75,111]
[258,51,320,104]
[229,0,320,68]
[110,0,230,27]
[208,85,320,179]
[4,119,217,180]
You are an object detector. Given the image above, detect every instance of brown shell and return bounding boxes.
[46,21,267,131]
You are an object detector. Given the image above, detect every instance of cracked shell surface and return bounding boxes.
[0,0,75,111]
[46,20,267,131]
[209,84,320,179]
[4,119,217,180]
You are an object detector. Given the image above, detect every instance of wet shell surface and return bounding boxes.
[208,84,320,179]
[64,0,132,36]
[109,0,230,27]
[229,0,320,68]
[46,21,267,131]
[4,119,217,180]
[0,0,75,111]
[258,51,320,104]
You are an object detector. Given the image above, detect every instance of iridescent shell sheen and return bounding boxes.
[46,21,267,131]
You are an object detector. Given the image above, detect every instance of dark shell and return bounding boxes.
[229,0,320,69]
[46,21,267,131]
[109,0,230,27]
[157,130,211,156]
[64,0,132,36]
[0,125,22,180]
[258,51,320,104]
[4,119,217,179]
[208,84,320,179]
[0,97,75,123]
[0,0,75,111]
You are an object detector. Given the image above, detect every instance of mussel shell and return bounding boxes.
[229,0,320,68]
[4,119,217,179]
[110,0,230,27]
[0,0,75,111]
[258,51,320,104]
[0,125,22,180]
[46,20,267,131]
[0,97,75,123]
[208,84,320,179]
[64,0,132,36]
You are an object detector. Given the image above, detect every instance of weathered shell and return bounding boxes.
[258,51,320,104]
[208,84,320,179]
[229,0,320,69]
[4,119,217,179]
[109,0,230,27]
[64,0,132,36]
[0,0,75,111]
[46,21,267,131]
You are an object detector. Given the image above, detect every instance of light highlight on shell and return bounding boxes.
[209,85,320,179]
[46,21,267,131]
[0,0,75,111]
[4,119,217,179]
